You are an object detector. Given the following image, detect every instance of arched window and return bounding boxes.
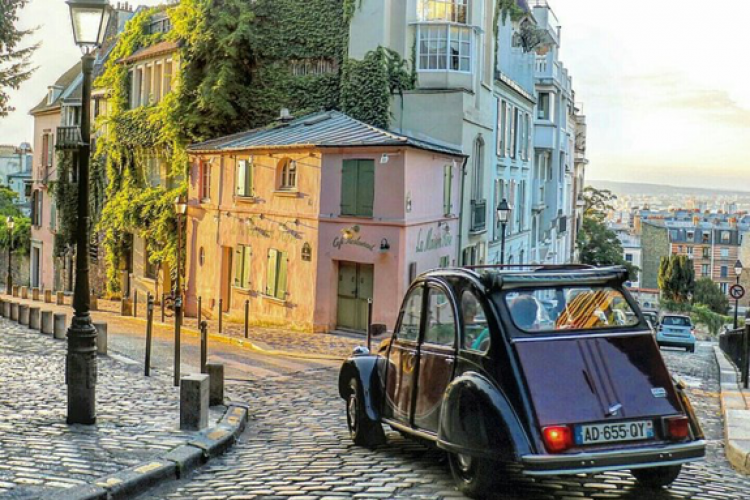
[278,158,297,190]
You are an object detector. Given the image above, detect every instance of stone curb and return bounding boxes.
[48,404,249,500]
[714,346,750,474]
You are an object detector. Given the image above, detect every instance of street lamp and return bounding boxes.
[65,0,110,425]
[173,195,187,386]
[734,259,743,330]
[6,216,14,295]
[497,199,512,266]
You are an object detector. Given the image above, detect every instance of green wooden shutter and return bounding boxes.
[234,247,243,287]
[276,251,288,300]
[266,249,278,297]
[356,160,375,217]
[247,158,254,196]
[341,160,358,216]
[443,164,452,215]
[242,246,252,288]
[236,160,246,196]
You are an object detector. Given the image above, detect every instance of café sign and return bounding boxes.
[416,227,452,253]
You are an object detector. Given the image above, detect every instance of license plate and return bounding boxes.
[574,420,654,445]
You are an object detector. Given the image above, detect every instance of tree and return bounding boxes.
[577,186,638,278]
[0,185,30,255]
[0,0,37,116]
[694,277,730,315]
[658,255,695,303]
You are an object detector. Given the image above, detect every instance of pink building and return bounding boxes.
[185,111,464,333]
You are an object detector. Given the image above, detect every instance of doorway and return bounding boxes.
[337,262,374,332]
[220,247,233,312]
[31,245,41,288]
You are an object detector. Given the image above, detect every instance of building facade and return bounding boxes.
[185,111,464,332]
[0,143,33,215]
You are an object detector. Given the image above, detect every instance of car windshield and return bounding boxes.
[502,286,640,333]
[662,316,691,327]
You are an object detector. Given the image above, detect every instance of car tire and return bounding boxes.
[448,452,499,498]
[346,378,385,448]
[688,346,695,353]
[631,464,682,488]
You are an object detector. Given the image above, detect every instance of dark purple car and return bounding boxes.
[339,266,705,498]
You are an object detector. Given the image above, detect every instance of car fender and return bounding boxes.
[673,377,705,440]
[437,372,532,460]
[338,354,383,423]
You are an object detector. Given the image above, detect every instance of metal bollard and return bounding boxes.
[197,296,202,326]
[94,322,107,355]
[134,291,138,318]
[200,320,208,374]
[244,299,249,339]
[29,306,40,330]
[53,313,66,340]
[145,293,154,377]
[19,304,29,325]
[41,310,53,334]
[218,298,223,334]
[161,293,165,323]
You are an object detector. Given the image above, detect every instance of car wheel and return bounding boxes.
[448,452,498,498]
[631,464,682,488]
[688,346,695,353]
[346,378,385,448]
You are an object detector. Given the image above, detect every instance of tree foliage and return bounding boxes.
[658,255,695,303]
[694,277,730,315]
[0,0,38,116]
[0,185,30,255]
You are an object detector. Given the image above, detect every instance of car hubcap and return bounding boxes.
[348,394,358,434]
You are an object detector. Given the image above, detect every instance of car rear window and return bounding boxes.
[662,316,691,327]
[502,286,639,333]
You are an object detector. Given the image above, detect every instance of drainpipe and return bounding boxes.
[456,157,469,266]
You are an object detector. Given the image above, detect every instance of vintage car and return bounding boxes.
[338,266,705,498]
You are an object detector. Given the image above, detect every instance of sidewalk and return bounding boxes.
[715,346,750,474]
[0,316,244,498]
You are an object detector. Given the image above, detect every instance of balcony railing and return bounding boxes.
[55,126,83,150]
[470,199,487,233]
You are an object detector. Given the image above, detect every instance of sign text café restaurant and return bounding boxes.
[184,111,465,334]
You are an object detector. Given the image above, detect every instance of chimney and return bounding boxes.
[278,108,294,123]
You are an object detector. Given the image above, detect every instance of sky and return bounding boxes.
[1,0,748,191]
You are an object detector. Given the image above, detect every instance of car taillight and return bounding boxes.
[691,329,696,336]
[665,416,690,440]
[542,426,573,453]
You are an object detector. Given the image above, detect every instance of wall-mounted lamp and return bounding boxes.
[342,225,360,241]
[380,238,391,252]
[380,153,389,164]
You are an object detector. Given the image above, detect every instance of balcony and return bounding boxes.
[470,199,487,233]
[55,126,83,150]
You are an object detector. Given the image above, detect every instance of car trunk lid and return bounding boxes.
[515,334,682,427]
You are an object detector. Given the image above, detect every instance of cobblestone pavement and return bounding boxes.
[0,317,219,499]
[147,341,750,500]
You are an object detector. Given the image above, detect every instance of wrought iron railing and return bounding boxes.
[55,126,83,150]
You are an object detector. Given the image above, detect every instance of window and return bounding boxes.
[471,136,484,200]
[31,190,42,227]
[721,283,729,294]
[234,245,252,289]
[721,231,731,243]
[163,61,173,95]
[41,133,53,171]
[424,287,456,347]
[439,255,450,268]
[701,264,709,276]
[687,246,693,255]
[497,100,506,157]
[518,112,526,161]
[721,266,728,278]
[199,161,211,201]
[397,287,423,342]
[702,247,710,259]
[687,231,694,240]
[50,201,57,231]
[443,164,453,215]
[462,291,490,353]
[265,249,288,300]
[144,247,158,280]
[625,253,633,263]
[721,248,729,258]
[341,160,375,217]
[537,92,551,120]
[422,0,469,23]
[278,158,297,190]
[509,107,517,159]
[525,112,532,160]
[702,233,710,244]
[236,159,253,197]
[418,25,472,72]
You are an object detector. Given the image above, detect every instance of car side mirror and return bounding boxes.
[367,323,388,351]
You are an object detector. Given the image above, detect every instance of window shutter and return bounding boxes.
[341,160,358,216]
[356,160,375,217]
[266,249,278,297]
[242,246,252,288]
[236,160,246,196]
[234,247,243,287]
[247,158,254,196]
[47,135,54,168]
[276,252,288,300]
[443,164,452,215]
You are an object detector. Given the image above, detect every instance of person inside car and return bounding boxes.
[510,295,541,331]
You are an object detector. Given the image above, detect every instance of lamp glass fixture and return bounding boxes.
[497,199,511,223]
[6,216,13,231]
[735,260,743,276]
[67,0,111,49]
[174,196,188,215]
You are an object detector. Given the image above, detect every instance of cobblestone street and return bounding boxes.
[147,341,750,500]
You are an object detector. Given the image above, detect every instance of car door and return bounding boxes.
[414,283,457,434]
[383,285,424,424]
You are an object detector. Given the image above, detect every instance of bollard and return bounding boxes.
[32,288,40,301]
[29,306,40,330]
[134,291,138,318]
[53,313,67,340]
[12,286,18,297]
[20,286,27,300]
[41,311,53,334]
[56,291,64,305]
[145,294,154,377]
[206,362,224,406]
[94,322,108,355]
[0,298,5,317]
[197,296,202,326]
[90,293,98,311]
[4,300,11,318]
[18,304,29,325]
[244,299,249,339]
[218,298,223,334]
[161,293,165,323]
[44,289,52,303]
[10,302,18,321]
[180,374,209,431]
[200,321,208,374]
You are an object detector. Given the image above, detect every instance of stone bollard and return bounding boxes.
[53,313,67,340]
[90,294,98,312]
[20,287,27,300]
[41,311,53,334]
[0,298,4,317]
[180,374,209,431]
[94,322,107,355]
[32,288,40,301]
[120,298,133,317]
[12,286,18,297]
[10,302,18,321]
[56,291,64,305]
[44,290,52,303]
[4,300,11,318]
[19,304,29,326]
[29,307,41,330]
[206,363,225,406]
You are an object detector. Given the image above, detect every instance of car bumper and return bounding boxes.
[656,336,696,348]
[521,440,706,476]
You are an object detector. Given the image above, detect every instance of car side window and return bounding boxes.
[423,287,456,347]
[396,287,423,342]
[462,291,490,353]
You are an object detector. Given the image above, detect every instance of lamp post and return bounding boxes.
[173,195,187,387]
[497,199,512,266]
[6,216,14,294]
[734,259,743,330]
[65,0,110,425]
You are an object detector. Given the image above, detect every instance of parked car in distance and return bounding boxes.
[656,314,696,353]
[338,266,705,498]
